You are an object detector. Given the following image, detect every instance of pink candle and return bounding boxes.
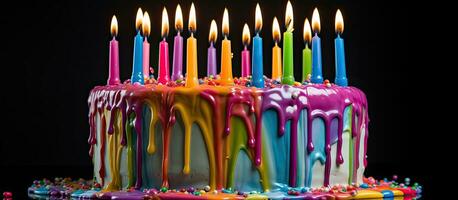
[107,15,120,85]
[241,23,251,77]
[241,47,251,77]
[158,39,170,84]
[143,11,151,81]
[157,8,170,84]
[143,40,150,80]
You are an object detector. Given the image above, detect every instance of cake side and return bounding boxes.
[88,83,368,192]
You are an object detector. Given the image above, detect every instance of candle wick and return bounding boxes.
[224,35,228,40]
[305,42,309,49]
[191,32,194,37]
[244,45,247,50]
[177,31,181,36]
[210,42,214,47]
[163,37,166,41]
[275,41,278,46]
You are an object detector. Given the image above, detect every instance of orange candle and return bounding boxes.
[185,3,199,87]
[220,8,233,86]
[271,17,282,80]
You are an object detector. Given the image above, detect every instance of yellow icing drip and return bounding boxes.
[352,189,384,199]
[145,101,160,155]
[170,87,216,186]
[104,110,123,191]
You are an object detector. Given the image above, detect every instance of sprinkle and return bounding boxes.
[203,185,211,192]
[160,187,168,193]
[3,192,12,198]
[360,183,369,188]
[392,175,398,181]
[187,187,195,193]
[193,191,201,196]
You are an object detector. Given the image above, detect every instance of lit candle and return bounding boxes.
[311,8,323,84]
[281,1,294,85]
[251,3,263,87]
[220,8,233,85]
[172,5,184,81]
[131,8,144,85]
[157,8,170,84]
[185,3,199,87]
[302,18,312,82]
[143,12,151,81]
[334,9,347,86]
[271,17,282,81]
[207,20,218,77]
[241,23,251,78]
[107,15,120,85]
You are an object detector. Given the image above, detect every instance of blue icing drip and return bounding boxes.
[330,118,339,144]
[262,109,290,190]
[141,106,159,189]
[296,109,307,187]
[306,118,326,187]
[233,149,262,192]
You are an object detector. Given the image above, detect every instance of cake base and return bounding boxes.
[27,176,422,199]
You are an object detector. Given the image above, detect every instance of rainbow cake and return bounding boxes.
[27,1,422,199]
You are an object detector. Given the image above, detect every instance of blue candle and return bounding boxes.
[334,10,347,86]
[252,4,264,88]
[131,9,144,85]
[252,34,263,87]
[311,8,323,84]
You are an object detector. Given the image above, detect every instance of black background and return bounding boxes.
[0,0,433,199]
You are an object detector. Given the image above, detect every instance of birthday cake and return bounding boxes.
[26,1,422,200]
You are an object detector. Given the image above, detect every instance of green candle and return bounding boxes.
[302,44,312,82]
[282,1,294,85]
[302,18,312,82]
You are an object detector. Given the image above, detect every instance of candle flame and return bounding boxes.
[272,17,281,43]
[161,8,169,38]
[209,20,218,43]
[189,3,197,33]
[175,4,183,32]
[136,8,143,31]
[335,9,344,34]
[312,8,321,33]
[242,23,251,46]
[111,15,118,37]
[285,1,293,32]
[222,8,229,37]
[255,3,262,33]
[303,18,311,43]
[143,12,151,37]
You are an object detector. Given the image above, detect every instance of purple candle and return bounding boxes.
[207,20,218,77]
[107,15,120,85]
[172,5,184,81]
[241,23,251,77]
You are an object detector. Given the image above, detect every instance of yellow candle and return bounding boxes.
[185,3,198,87]
[272,17,282,80]
[220,8,233,85]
